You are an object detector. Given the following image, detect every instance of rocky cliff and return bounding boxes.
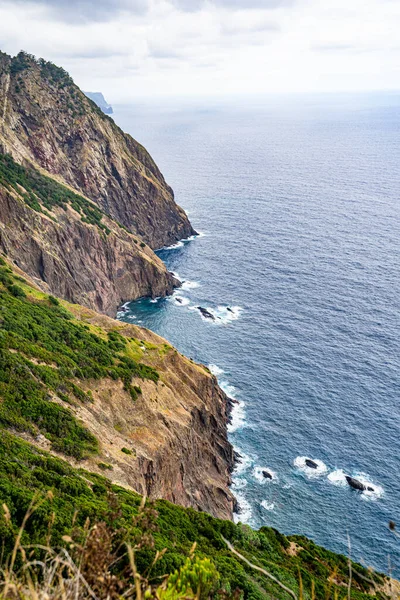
[0,153,178,315]
[84,91,113,114]
[0,51,195,249]
[0,261,235,519]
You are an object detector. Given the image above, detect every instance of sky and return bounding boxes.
[0,0,399,101]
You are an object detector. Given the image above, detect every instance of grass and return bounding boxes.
[0,431,389,600]
[0,261,159,459]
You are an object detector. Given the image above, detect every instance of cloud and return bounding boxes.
[312,43,358,52]
[12,0,148,23]
[171,0,294,10]
[0,0,399,99]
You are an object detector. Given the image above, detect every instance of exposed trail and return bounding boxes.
[1,73,10,126]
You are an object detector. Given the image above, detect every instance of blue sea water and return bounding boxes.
[113,93,400,574]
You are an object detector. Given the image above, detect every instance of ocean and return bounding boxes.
[113,93,400,575]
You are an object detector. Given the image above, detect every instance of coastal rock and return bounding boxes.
[197,306,215,320]
[55,302,236,519]
[345,476,374,492]
[305,458,319,469]
[0,51,195,249]
[262,470,273,479]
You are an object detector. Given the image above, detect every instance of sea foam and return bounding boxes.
[253,465,278,484]
[233,491,253,524]
[208,364,225,377]
[260,500,275,512]
[181,280,201,291]
[294,456,328,478]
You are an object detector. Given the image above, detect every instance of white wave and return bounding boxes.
[327,470,383,500]
[231,477,248,490]
[207,306,243,325]
[253,466,277,484]
[327,469,348,487]
[162,241,184,250]
[173,295,190,306]
[260,500,275,511]
[181,280,201,291]
[228,400,246,433]
[122,301,130,309]
[233,491,253,524]
[294,456,328,478]
[183,232,205,241]
[353,473,384,501]
[220,381,237,398]
[150,297,161,304]
[208,364,225,377]
[170,271,181,281]
[233,449,253,475]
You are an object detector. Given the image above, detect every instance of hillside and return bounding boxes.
[0,258,235,519]
[0,431,390,600]
[0,153,178,314]
[0,50,195,250]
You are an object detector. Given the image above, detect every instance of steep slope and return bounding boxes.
[0,153,177,315]
[0,258,235,519]
[0,50,195,249]
[0,431,390,599]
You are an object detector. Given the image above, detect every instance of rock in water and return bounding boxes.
[262,470,273,480]
[305,458,319,469]
[345,476,367,491]
[197,307,215,321]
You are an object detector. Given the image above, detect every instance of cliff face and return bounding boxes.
[0,185,177,315]
[67,306,236,519]
[0,51,195,249]
[0,263,235,519]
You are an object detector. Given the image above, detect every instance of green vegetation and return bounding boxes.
[121,447,133,455]
[0,262,158,459]
[0,431,387,599]
[0,153,111,234]
[98,462,113,471]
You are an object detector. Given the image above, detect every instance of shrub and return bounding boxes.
[98,462,113,471]
[7,284,26,298]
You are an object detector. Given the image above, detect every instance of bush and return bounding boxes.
[7,284,26,298]
[121,447,132,455]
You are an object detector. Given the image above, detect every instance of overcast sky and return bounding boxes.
[0,0,399,101]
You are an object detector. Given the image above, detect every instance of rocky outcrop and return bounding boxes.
[6,263,235,520]
[72,309,236,520]
[0,51,195,249]
[0,184,177,315]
